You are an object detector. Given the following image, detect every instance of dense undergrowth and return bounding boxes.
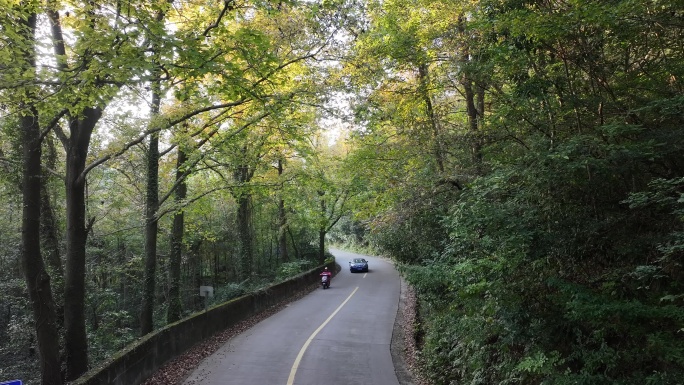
[374,123,684,384]
[399,153,684,384]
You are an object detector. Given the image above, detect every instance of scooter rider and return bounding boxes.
[320,266,332,287]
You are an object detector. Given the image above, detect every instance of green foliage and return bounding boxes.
[340,0,684,383]
[1,0,682,382]
[369,199,448,265]
[276,260,313,280]
[87,292,137,365]
[402,162,684,383]
[0,278,40,385]
[208,283,248,306]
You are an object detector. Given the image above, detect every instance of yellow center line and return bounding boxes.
[286,286,359,385]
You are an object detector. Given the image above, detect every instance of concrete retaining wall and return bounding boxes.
[70,261,335,385]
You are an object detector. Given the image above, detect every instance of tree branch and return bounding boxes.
[203,0,236,37]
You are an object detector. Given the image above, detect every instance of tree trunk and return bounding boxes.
[237,192,253,279]
[278,197,288,262]
[463,76,484,166]
[48,5,104,378]
[41,134,64,313]
[63,107,101,381]
[19,14,62,385]
[318,229,326,265]
[22,109,63,385]
[190,240,203,311]
[140,3,170,335]
[167,148,187,323]
[318,192,326,264]
[277,159,288,262]
[288,227,300,258]
[140,91,161,335]
[458,14,483,169]
[418,62,445,174]
[234,157,254,280]
[476,82,486,128]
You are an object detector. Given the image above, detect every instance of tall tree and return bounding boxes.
[167,142,188,323]
[276,158,289,262]
[16,8,62,384]
[140,92,162,336]
[140,1,169,333]
[61,107,102,379]
[290,140,356,264]
[47,4,118,377]
[233,154,256,279]
[40,135,64,308]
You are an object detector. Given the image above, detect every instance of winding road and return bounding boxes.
[182,249,403,385]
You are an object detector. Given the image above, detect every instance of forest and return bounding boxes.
[2,0,683,384]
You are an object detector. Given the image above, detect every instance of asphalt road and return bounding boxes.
[183,249,402,385]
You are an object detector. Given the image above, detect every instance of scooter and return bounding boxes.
[321,274,330,289]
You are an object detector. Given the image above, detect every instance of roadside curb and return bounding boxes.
[391,276,417,385]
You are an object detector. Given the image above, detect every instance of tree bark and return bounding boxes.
[140,89,161,335]
[463,78,483,166]
[318,191,326,264]
[318,228,326,265]
[234,156,254,280]
[167,147,187,323]
[63,107,101,381]
[418,62,445,174]
[190,240,203,311]
[288,227,300,258]
[47,8,103,379]
[458,14,483,169]
[237,192,253,279]
[41,134,64,311]
[22,110,63,385]
[139,3,170,336]
[277,159,288,262]
[19,14,62,385]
